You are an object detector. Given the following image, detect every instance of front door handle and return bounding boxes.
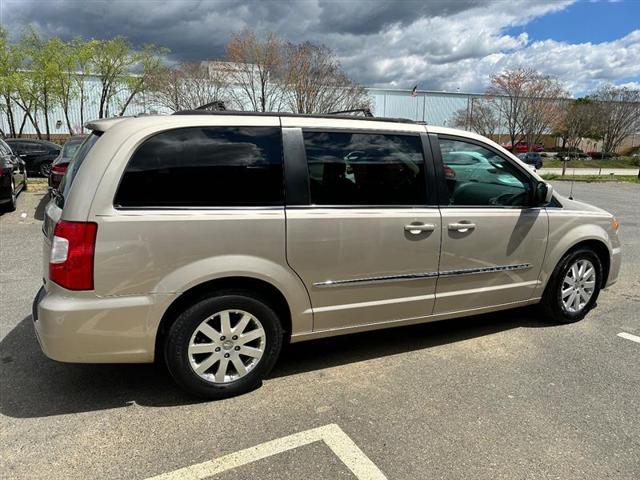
[448,222,476,232]
[404,223,436,234]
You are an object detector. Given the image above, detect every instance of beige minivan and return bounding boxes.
[33,111,621,398]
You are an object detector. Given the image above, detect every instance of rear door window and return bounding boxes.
[114,127,284,208]
[302,131,427,206]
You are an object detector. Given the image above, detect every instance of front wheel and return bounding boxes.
[541,248,602,324]
[164,293,284,399]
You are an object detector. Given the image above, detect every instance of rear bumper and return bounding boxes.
[32,285,174,363]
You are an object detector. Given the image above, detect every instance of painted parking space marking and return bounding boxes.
[617,332,640,344]
[145,423,387,480]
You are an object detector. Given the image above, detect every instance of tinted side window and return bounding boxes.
[303,131,426,206]
[439,138,531,207]
[115,127,284,207]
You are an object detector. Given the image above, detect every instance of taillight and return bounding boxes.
[49,221,98,290]
[51,163,68,175]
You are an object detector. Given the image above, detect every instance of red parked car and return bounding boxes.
[48,135,87,191]
[502,141,544,153]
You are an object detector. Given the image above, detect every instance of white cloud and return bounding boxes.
[3,0,639,95]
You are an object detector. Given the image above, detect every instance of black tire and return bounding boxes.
[164,292,284,399]
[5,179,17,212]
[541,247,602,324]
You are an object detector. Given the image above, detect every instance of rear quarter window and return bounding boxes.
[114,126,284,208]
[58,133,101,201]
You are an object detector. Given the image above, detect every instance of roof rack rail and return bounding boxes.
[172,110,418,124]
[327,108,374,117]
[194,101,227,111]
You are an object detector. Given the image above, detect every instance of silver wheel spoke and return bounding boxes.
[561,286,573,298]
[579,289,590,303]
[564,276,575,286]
[233,314,251,335]
[231,357,247,376]
[573,292,581,310]
[239,329,264,345]
[220,311,232,336]
[198,323,221,342]
[195,353,220,375]
[189,343,216,354]
[566,291,577,309]
[584,280,595,288]
[239,346,263,358]
[214,358,230,382]
[570,264,578,280]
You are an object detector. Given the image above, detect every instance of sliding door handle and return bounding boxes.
[448,222,476,232]
[404,223,436,234]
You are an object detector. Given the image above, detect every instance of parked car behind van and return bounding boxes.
[517,152,543,169]
[49,135,87,191]
[33,112,621,399]
[0,139,27,212]
[4,138,61,177]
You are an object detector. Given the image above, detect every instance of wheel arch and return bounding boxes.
[154,276,293,363]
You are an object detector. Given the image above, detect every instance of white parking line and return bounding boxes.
[145,423,387,480]
[617,332,640,344]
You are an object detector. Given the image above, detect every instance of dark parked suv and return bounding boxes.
[4,139,61,177]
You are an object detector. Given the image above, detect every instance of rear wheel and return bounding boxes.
[39,162,52,177]
[4,179,17,212]
[164,292,283,399]
[541,247,602,323]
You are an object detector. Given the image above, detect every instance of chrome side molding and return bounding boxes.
[313,263,532,288]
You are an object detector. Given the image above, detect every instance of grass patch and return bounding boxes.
[543,157,640,169]
[541,174,639,184]
[27,178,49,193]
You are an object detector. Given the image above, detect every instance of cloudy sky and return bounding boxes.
[1,0,639,95]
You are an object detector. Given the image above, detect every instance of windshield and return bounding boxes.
[56,133,101,207]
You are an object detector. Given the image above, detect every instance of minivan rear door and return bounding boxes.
[283,120,442,333]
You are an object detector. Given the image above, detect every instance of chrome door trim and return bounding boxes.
[313,263,532,288]
[438,263,532,278]
[313,271,439,288]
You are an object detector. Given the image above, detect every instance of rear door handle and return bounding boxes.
[448,222,476,232]
[404,223,436,234]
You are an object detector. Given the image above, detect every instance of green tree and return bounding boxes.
[22,28,60,139]
[118,44,168,116]
[92,36,133,118]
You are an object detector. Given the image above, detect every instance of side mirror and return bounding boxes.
[534,182,553,206]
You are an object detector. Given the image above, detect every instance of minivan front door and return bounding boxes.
[284,126,442,332]
[433,135,548,314]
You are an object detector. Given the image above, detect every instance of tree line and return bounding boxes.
[0,27,370,139]
[451,68,640,155]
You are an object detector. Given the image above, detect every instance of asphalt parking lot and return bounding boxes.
[1,181,639,480]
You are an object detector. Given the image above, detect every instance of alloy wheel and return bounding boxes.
[561,259,596,313]
[188,309,266,384]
